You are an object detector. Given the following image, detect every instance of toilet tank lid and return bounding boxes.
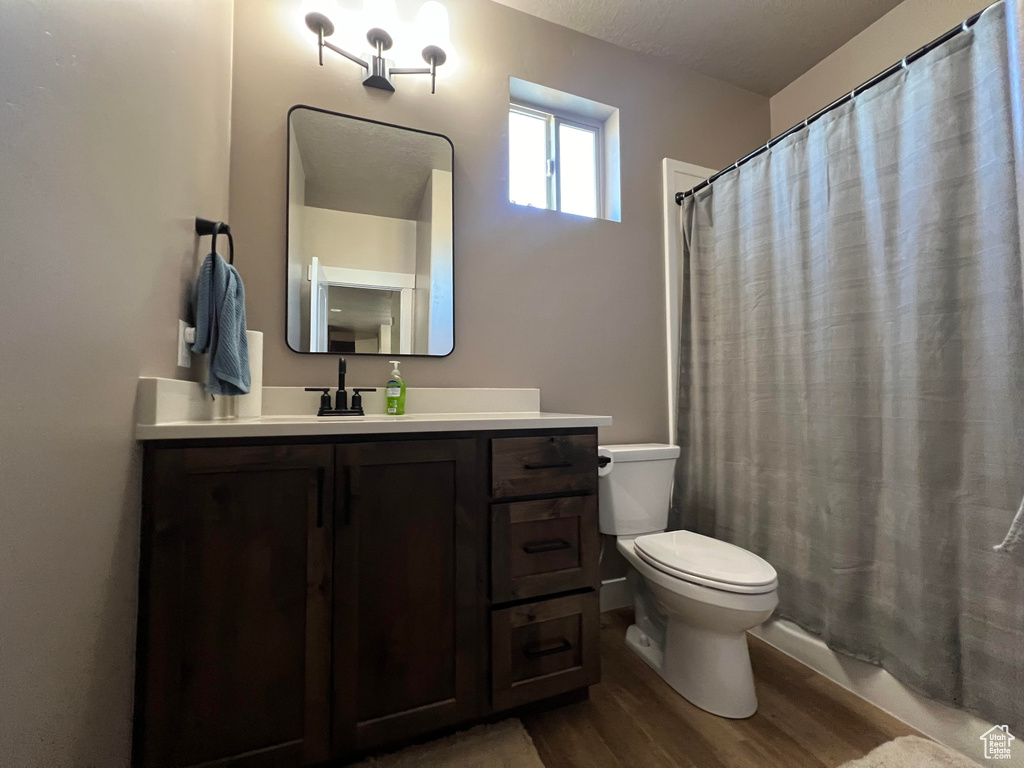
[598,443,680,462]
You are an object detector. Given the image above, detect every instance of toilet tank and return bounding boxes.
[598,443,681,536]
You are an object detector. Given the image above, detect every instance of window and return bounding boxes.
[509,104,601,219]
[508,77,621,222]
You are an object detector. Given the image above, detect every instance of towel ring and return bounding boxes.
[212,222,235,266]
[195,217,234,265]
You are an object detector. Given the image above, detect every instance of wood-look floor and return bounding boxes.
[522,608,920,768]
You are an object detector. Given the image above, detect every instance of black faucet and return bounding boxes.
[335,357,348,411]
[304,358,376,416]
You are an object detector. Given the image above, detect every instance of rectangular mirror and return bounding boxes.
[287,106,454,356]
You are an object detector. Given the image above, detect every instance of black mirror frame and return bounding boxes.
[285,104,456,358]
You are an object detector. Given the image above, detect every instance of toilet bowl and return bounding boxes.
[598,444,779,719]
[617,533,777,718]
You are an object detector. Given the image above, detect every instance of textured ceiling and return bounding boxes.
[490,0,905,95]
[290,108,452,220]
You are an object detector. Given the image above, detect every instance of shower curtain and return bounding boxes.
[673,1,1024,731]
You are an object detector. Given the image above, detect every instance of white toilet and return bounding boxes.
[598,443,778,719]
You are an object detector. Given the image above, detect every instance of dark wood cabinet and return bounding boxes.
[331,440,481,754]
[137,445,333,768]
[135,429,599,767]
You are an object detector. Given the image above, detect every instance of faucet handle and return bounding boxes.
[351,388,376,412]
[304,387,332,415]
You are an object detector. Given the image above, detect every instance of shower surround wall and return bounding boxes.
[227,0,770,445]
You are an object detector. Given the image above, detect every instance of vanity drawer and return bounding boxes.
[491,434,597,499]
[491,591,600,711]
[491,496,600,602]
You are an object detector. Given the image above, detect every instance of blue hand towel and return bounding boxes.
[190,252,250,396]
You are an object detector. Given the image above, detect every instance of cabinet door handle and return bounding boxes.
[523,639,572,659]
[342,465,360,525]
[316,468,324,528]
[522,539,572,554]
[523,461,572,471]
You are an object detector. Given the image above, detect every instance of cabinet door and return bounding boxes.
[332,439,482,755]
[138,445,333,768]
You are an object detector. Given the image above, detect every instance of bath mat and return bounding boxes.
[347,718,546,768]
[839,736,977,767]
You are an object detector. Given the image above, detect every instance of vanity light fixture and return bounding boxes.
[305,0,450,94]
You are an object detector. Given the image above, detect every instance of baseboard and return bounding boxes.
[749,618,1020,767]
[600,577,631,612]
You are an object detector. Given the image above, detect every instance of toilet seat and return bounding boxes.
[633,531,778,595]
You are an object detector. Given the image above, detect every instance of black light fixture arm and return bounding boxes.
[391,48,444,93]
[389,62,435,93]
[389,66,431,75]
[322,38,370,70]
[308,12,368,70]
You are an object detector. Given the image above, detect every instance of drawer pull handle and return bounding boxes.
[523,461,572,471]
[523,639,572,659]
[523,539,572,555]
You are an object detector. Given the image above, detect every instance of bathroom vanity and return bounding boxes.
[132,381,609,767]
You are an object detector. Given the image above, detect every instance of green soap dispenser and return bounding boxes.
[385,360,406,415]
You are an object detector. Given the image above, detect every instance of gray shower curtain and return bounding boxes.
[674,1,1024,731]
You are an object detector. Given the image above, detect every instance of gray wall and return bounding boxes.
[0,1,233,765]
[770,0,991,133]
[230,0,770,444]
[0,1,768,763]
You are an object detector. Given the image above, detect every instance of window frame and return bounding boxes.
[509,101,603,219]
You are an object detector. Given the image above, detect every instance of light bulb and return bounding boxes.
[325,0,365,52]
[416,1,450,51]
[363,0,398,32]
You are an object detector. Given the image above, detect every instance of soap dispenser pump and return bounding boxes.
[385,360,406,415]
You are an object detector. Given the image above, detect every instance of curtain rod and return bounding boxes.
[674,3,992,205]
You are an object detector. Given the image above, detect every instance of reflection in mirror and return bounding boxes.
[287,106,454,356]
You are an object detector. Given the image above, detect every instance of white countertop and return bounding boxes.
[135,411,612,440]
[135,378,610,440]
